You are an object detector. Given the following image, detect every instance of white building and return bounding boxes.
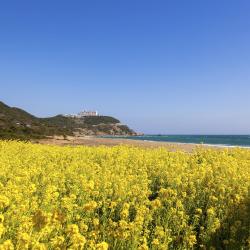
[64,110,99,118]
[78,110,98,117]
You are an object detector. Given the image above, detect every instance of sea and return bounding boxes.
[109,135,250,148]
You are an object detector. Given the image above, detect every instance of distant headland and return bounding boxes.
[0,101,138,140]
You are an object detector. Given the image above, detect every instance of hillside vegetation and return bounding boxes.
[0,141,249,249]
[0,101,136,139]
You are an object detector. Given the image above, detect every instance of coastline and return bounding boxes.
[37,135,250,152]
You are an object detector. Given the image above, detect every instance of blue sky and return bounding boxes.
[1,0,250,134]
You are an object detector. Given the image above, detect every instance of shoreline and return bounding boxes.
[122,138,250,149]
[37,135,250,152]
[101,135,250,149]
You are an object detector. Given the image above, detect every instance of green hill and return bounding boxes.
[0,101,136,140]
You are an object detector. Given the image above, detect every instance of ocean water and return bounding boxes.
[111,135,250,147]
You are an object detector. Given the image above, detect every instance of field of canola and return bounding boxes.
[0,141,249,250]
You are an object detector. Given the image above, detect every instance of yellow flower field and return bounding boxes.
[0,141,249,249]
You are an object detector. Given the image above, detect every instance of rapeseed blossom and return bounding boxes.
[0,141,249,249]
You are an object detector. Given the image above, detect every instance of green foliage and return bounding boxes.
[83,116,120,125]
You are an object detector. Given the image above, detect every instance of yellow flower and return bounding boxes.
[109,201,117,209]
[155,226,165,238]
[17,232,30,248]
[0,224,5,238]
[151,199,161,209]
[119,219,128,230]
[0,240,14,250]
[138,243,149,250]
[93,218,99,227]
[86,180,95,190]
[70,233,86,248]
[83,201,97,211]
[96,241,109,250]
[210,195,218,202]
[210,218,221,233]
[187,235,197,247]
[0,214,4,223]
[0,196,9,210]
[195,208,202,215]
[120,208,129,219]
[67,224,79,235]
[32,243,47,250]
[79,222,88,233]
[207,208,215,216]
[50,236,65,248]
[152,238,160,245]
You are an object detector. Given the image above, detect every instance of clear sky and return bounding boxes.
[1,0,250,134]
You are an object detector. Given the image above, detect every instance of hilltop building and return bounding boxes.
[64,110,99,118]
[78,111,98,117]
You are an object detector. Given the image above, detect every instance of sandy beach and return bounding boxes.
[37,136,215,152]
